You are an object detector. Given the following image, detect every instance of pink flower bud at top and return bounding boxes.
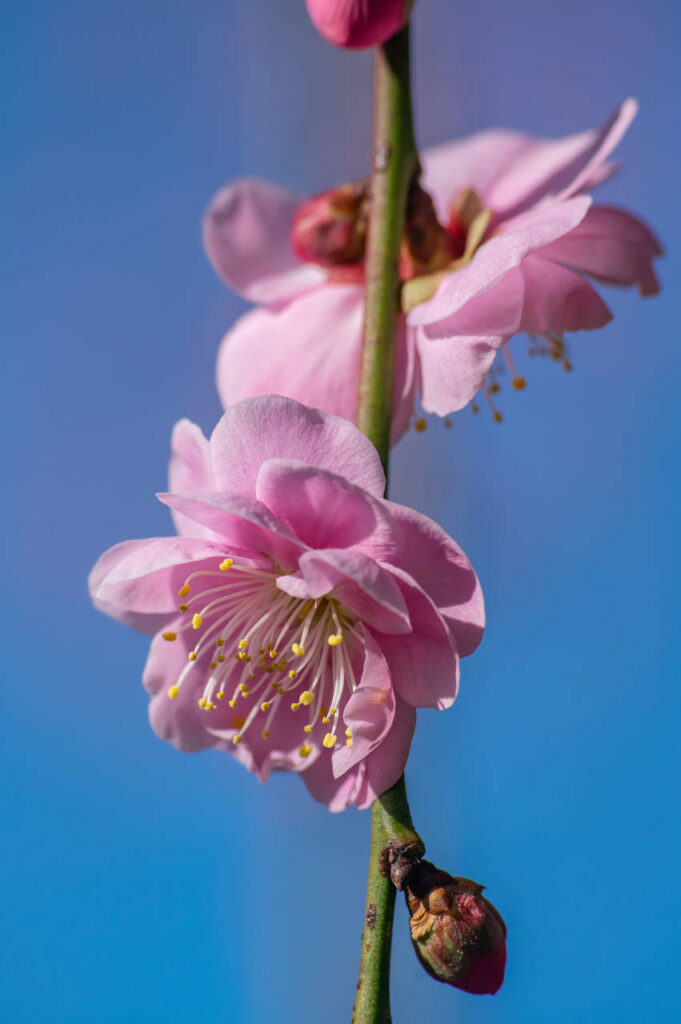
[405,860,507,995]
[291,181,370,268]
[306,0,414,50]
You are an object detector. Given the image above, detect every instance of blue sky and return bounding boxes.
[2,1,679,1021]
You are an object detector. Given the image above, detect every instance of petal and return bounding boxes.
[209,394,386,500]
[361,699,416,807]
[374,566,459,710]
[331,631,395,778]
[144,622,217,752]
[416,329,499,416]
[421,131,534,220]
[422,265,525,338]
[382,501,485,657]
[277,549,411,635]
[167,420,216,538]
[202,178,325,303]
[255,459,397,556]
[301,757,366,812]
[539,204,662,295]
[487,99,638,216]
[519,255,612,335]
[90,537,229,635]
[408,196,591,327]
[156,491,303,567]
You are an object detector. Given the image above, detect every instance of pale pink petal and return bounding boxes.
[487,99,638,216]
[375,566,458,710]
[422,266,525,339]
[332,631,395,777]
[539,204,662,295]
[383,502,485,657]
[416,330,499,416]
[145,622,217,752]
[90,537,229,635]
[168,420,216,538]
[519,255,612,335]
[301,757,366,812]
[156,491,303,567]
[277,549,411,635]
[209,394,386,499]
[408,196,591,328]
[359,698,416,808]
[216,287,415,446]
[202,178,325,303]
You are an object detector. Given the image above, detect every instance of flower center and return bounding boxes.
[162,558,358,756]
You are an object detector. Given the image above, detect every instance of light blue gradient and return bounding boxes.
[2,1,679,1021]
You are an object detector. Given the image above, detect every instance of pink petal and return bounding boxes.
[383,502,485,656]
[487,99,638,216]
[156,491,303,568]
[539,204,662,295]
[301,757,367,812]
[416,330,499,416]
[422,265,526,338]
[144,622,218,752]
[209,394,386,500]
[374,566,458,710]
[408,196,591,328]
[216,286,415,446]
[276,549,411,634]
[168,420,216,539]
[202,178,325,303]
[90,537,229,635]
[360,698,416,807]
[331,631,395,777]
[255,459,398,556]
[519,255,612,335]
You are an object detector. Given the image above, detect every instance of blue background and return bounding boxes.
[2,1,679,1021]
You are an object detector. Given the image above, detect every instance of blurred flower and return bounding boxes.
[204,100,660,430]
[405,860,507,995]
[305,0,413,49]
[89,396,484,811]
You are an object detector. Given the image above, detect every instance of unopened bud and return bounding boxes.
[306,0,414,50]
[291,181,370,268]
[405,860,507,995]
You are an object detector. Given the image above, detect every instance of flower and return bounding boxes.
[405,860,507,995]
[89,396,484,811]
[204,100,660,429]
[305,0,413,50]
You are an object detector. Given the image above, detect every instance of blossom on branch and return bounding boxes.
[204,100,660,429]
[89,396,484,811]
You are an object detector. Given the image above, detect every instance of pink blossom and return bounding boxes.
[89,396,484,811]
[306,0,413,50]
[204,101,660,428]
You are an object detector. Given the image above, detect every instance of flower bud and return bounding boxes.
[291,181,370,268]
[306,0,414,50]
[405,860,507,995]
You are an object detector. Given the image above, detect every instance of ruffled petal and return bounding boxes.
[519,255,612,335]
[202,178,325,303]
[167,420,216,538]
[360,698,416,808]
[331,631,395,778]
[416,330,499,416]
[145,621,218,752]
[209,394,386,500]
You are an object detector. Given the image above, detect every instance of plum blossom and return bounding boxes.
[306,0,413,50]
[89,396,484,811]
[204,100,660,429]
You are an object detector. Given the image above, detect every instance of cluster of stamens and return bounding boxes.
[161,557,357,758]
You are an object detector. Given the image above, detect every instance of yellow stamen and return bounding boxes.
[179,603,188,612]
[299,743,312,758]
[217,655,225,663]
[262,730,270,739]
[303,724,312,734]
[291,643,305,657]
[323,733,337,749]
[162,631,177,642]
[512,376,526,390]
[345,728,352,738]
[219,558,233,571]
[299,690,315,706]
[329,707,338,715]
[232,734,241,744]
[216,638,224,647]
[216,691,225,700]
[291,702,300,711]
[188,652,198,662]
[288,669,297,680]
[178,584,190,598]
[327,634,343,646]
[198,698,208,709]
[209,661,217,670]
[414,418,427,433]
[228,699,237,708]
[192,613,202,629]
[167,685,180,700]
[260,701,270,712]
[238,638,248,649]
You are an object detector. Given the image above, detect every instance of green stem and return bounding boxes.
[352,24,420,1024]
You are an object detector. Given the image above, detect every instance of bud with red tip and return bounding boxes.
[291,181,369,268]
[306,0,414,50]
[405,860,507,995]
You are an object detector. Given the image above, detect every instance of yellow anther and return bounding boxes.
[327,634,343,646]
[291,702,300,711]
[206,701,215,710]
[291,643,305,657]
[192,613,202,629]
[178,584,190,598]
[167,685,180,700]
[232,734,242,744]
[272,682,281,690]
[563,359,573,372]
[299,691,315,706]
[329,707,338,715]
[345,728,352,738]
[219,558,234,571]
[239,683,249,694]
[319,706,328,720]
[209,661,217,670]
[262,730,270,739]
[216,691,225,700]
[238,638,249,649]
[198,698,208,709]
[217,655,225,663]
[162,631,177,642]
[303,724,312,734]
[179,603,188,612]
[228,699,237,708]
[260,701,270,712]
[493,411,503,424]
[231,715,245,729]
[472,403,480,414]
[288,669,298,680]
[414,417,427,433]
[346,736,353,747]
[299,743,313,758]
[216,638,224,647]
[188,652,198,662]
[490,382,500,395]
[323,733,337,749]
[322,716,330,724]
[241,689,251,698]
[512,376,526,391]
[444,418,452,429]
